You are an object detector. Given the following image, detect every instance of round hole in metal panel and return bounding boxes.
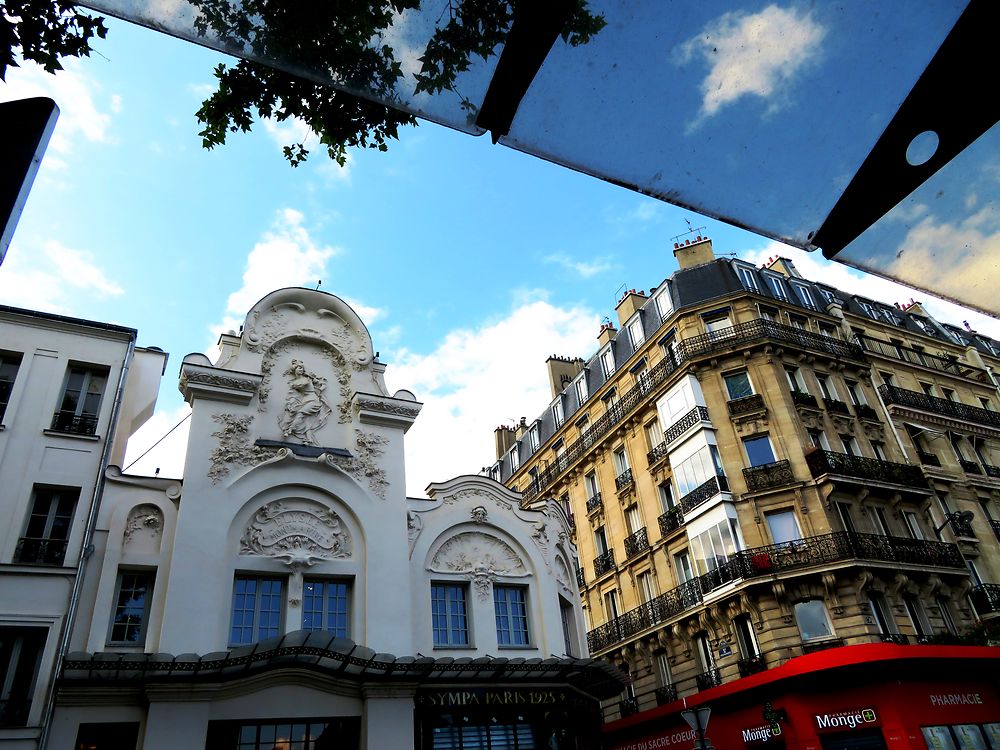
[905,130,939,166]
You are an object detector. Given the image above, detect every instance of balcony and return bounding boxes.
[678,319,865,363]
[594,550,615,578]
[658,507,684,536]
[823,397,852,415]
[856,335,988,382]
[791,390,819,408]
[743,459,795,493]
[664,405,711,445]
[855,403,880,420]
[879,633,910,645]
[655,684,679,705]
[678,474,729,514]
[50,410,98,435]
[805,449,927,490]
[615,469,635,492]
[969,584,1000,615]
[728,394,766,418]
[991,519,1000,543]
[647,441,669,466]
[624,527,649,558]
[576,567,586,588]
[879,385,1000,431]
[14,537,68,565]
[695,667,722,691]
[586,493,603,513]
[917,450,941,467]
[985,465,1000,480]
[619,696,639,717]
[737,655,767,677]
[802,638,845,654]
[959,459,982,475]
[585,531,963,654]
[944,511,976,539]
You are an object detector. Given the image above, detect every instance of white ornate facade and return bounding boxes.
[45,289,622,750]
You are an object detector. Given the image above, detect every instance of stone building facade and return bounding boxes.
[493,237,1000,731]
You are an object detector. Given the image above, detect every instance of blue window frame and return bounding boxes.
[302,579,349,637]
[431,583,469,646]
[230,576,283,645]
[494,586,529,646]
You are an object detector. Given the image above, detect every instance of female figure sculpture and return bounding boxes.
[278,359,332,444]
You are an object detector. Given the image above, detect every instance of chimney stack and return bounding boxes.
[672,235,714,269]
[546,355,585,399]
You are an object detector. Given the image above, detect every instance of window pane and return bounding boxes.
[743,436,775,467]
[765,512,800,544]
[794,601,833,641]
[110,572,152,643]
[302,580,349,637]
[432,584,468,646]
[494,586,529,646]
[723,372,752,400]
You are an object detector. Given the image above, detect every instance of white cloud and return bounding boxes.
[120,402,191,478]
[385,299,601,496]
[187,82,216,98]
[0,60,117,159]
[544,253,615,279]
[676,5,825,124]
[212,209,381,341]
[740,240,1000,340]
[0,240,124,313]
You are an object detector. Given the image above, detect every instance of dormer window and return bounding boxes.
[736,265,760,293]
[600,347,616,380]
[528,424,540,452]
[764,274,788,301]
[858,301,879,319]
[574,374,589,406]
[508,444,520,472]
[792,283,816,310]
[654,288,673,322]
[626,315,645,353]
[551,399,565,428]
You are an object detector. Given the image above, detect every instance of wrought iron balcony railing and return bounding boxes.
[879,385,1000,430]
[824,397,851,415]
[879,633,909,645]
[985,465,1000,479]
[585,531,963,653]
[695,667,722,691]
[14,537,68,565]
[856,335,988,382]
[679,474,729,513]
[594,550,616,578]
[737,655,767,677]
[50,410,98,435]
[664,406,711,445]
[615,469,635,492]
[624,527,649,558]
[728,394,766,417]
[576,567,586,589]
[991,519,1000,543]
[655,684,679,705]
[586,493,603,513]
[658,507,684,536]
[944,511,976,538]
[619,697,639,717]
[743,459,795,493]
[959,459,982,475]
[855,403,880,420]
[647,441,669,466]
[678,319,865,362]
[917,450,941,467]
[791,390,819,408]
[806,449,927,489]
[969,584,1000,615]
[519,352,682,503]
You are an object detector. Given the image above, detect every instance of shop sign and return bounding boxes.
[608,728,698,750]
[814,708,879,733]
[742,723,782,745]
[929,693,985,707]
[416,688,572,708]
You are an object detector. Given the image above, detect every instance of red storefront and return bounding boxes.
[604,645,1000,750]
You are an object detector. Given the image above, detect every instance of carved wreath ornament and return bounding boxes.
[240,500,352,566]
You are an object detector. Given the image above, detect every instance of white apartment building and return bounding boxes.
[42,288,622,750]
[0,305,166,750]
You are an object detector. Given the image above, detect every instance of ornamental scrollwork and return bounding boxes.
[208,414,275,484]
[356,398,421,418]
[240,500,352,566]
[324,429,389,500]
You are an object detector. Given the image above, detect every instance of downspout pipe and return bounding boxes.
[38,332,136,750]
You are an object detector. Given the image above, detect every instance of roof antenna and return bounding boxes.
[314,280,322,290]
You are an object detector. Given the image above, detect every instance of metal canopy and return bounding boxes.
[78,0,999,314]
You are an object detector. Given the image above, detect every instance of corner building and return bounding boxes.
[493,238,1000,750]
[44,288,623,750]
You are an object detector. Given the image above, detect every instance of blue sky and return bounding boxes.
[2,13,997,496]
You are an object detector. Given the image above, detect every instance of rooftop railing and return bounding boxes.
[586,531,963,653]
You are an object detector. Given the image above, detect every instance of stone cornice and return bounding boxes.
[179,363,262,405]
[354,392,422,432]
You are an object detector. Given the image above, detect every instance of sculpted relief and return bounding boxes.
[278,359,333,445]
[240,500,352,566]
[428,532,529,600]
